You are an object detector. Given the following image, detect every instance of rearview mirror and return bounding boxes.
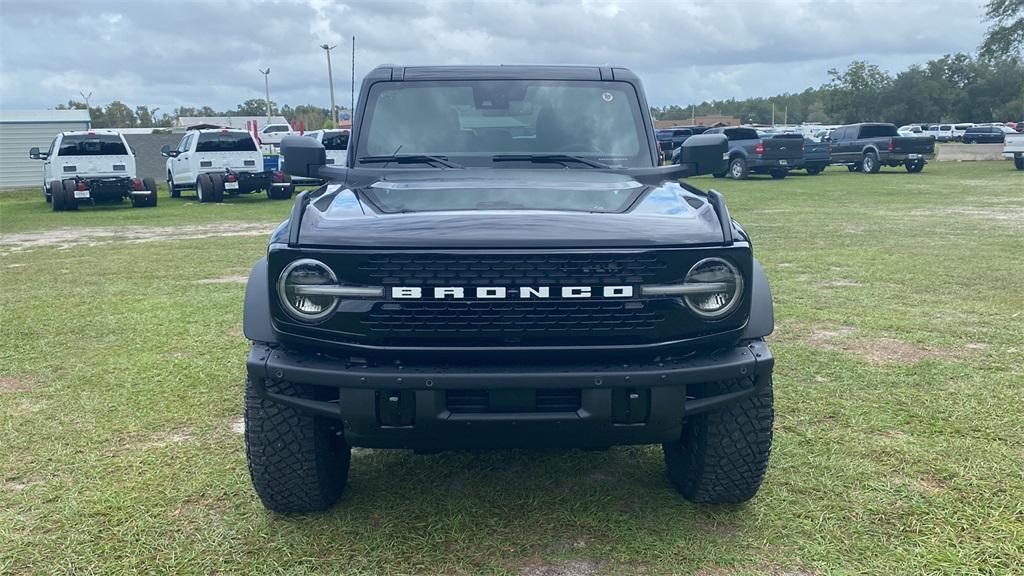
[28,147,45,160]
[281,134,327,178]
[675,133,728,176]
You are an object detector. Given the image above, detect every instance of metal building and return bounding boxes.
[0,110,91,189]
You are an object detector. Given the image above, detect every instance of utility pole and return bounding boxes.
[259,68,272,123]
[79,90,92,110]
[771,102,775,126]
[691,104,695,125]
[784,105,788,126]
[320,44,338,127]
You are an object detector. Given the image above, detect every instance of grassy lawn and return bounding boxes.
[1,161,1022,575]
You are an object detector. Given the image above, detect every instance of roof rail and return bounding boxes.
[706,189,734,245]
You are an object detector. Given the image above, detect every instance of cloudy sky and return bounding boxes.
[0,0,989,114]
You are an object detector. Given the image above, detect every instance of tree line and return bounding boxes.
[54,98,347,130]
[651,53,1024,127]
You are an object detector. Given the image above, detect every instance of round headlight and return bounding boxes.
[277,259,338,322]
[683,257,744,319]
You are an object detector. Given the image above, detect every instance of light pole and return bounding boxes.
[79,90,92,110]
[259,68,272,123]
[320,44,338,127]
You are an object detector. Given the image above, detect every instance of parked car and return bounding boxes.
[898,125,924,137]
[244,64,775,514]
[1003,132,1024,170]
[766,133,829,175]
[28,130,157,211]
[679,126,802,179]
[952,123,975,141]
[828,123,935,173]
[961,126,1006,144]
[925,124,955,142]
[258,123,294,145]
[304,129,350,166]
[656,128,699,156]
[162,129,294,202]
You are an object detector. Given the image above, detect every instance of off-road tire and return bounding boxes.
[663,374,773,504]
[209,177,225,203]
[769,169,787,180]
[728,157,749,180]
[168,173,181,198]
[61,179,79,211]
[1014,155,1023,170]
[904,161,925,173]
[862,151,880,173]
[48,180,61,204]
[245,378,351,514]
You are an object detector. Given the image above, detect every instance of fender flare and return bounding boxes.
[861,145,879,157]
[243,257,277,343]
[742,258,774,339]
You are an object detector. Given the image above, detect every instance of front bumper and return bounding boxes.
[246,339,774,450]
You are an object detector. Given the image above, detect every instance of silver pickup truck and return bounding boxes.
[1003,132,1024,170]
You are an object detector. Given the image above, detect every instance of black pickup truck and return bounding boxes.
[676,127,802,180]
[243,65,776,514]
[828,123,935,173]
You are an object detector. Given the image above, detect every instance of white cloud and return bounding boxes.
[0,0,987,112]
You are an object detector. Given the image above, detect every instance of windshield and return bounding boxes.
[356,80,649,167]
[322,131,349,150]
[196,132,257,152]
[58,134,127,156]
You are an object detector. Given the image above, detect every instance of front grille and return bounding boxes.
[358,253,667,287]
[363,300,665,335]
[446,389,582,413]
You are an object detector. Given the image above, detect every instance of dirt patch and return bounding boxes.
[913,474,949,494]
[196,274,249,285]
[693,566,818,576]
[909,206,1024,222]
[0,374,36,393]
[818,279,861,288]
[228,417,245,435]
[805,327,963,364]
[0,222,277,255]
[519,559,604,576]
[226,326,243,338]
[1,477,45,492]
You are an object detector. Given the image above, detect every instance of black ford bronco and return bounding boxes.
[243,65,775,514]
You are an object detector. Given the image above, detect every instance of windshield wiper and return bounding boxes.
[357,154,463,169]
[491,154,612,169]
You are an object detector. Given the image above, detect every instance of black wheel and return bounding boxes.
[132,177,158,207]
[209,177,225,203]
[1014,155,1023,170]
[904,161,925,173]
[267,175,294,199]
[48,180,61,204]
[168,173,181,198]
[847,164,860,172]
[805,165,824,175]
[862,151,880,173]
[52,180,66,211]
[769,169,787,180]
[196,174,211,203]
[712,172,726,179]
[728,157,749,180]
[245,378,351,514]
[663,373,774,504]
[61,179,79,211]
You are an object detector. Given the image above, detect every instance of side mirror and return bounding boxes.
[28,147,44,160]
[160,145,178,158]
[676,133,728,176]
[281,134,327,178]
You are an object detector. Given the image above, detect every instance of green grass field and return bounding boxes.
[1,162,1022,575]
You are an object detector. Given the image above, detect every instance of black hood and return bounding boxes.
[281,170,727,249]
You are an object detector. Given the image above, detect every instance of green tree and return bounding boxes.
[980,0,1024,58]
[824,61,893,123]
[236,98,277,117]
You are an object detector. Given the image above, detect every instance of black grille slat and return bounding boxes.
[357,254,667,287]
[363,301,665,335]
[447,389,582,413]
[535,389,582,412]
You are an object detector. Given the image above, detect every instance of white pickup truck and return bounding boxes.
[162,129,294,202]
[29,130,158,211]
[1004,132,1024,170]
[304,129,349,165]
[258,123,294,145]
